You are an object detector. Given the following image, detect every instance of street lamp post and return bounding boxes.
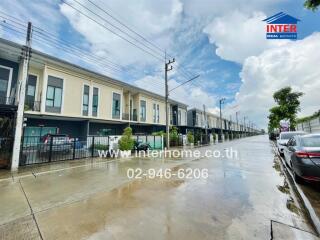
[219,98,226,142]
[243,116,247,137]
[236,111,239,138]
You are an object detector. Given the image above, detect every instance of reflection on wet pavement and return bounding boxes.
[0,135,319,239]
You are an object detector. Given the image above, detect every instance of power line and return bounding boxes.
[169,74,200,92]
[0,14,126,71]
[80,1,197,82]
[0,21,123,74]
[1,9,199,92]
[85,0,165,54]
[62,0,163,61]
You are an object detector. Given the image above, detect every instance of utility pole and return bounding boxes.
[165,52,174,149]
[236,111,239,137]
[203,104,208,143]
[243,116,247,136]
[11,22,32,171]
[219,98,225,141]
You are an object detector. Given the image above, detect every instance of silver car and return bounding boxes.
[277,131,305,156]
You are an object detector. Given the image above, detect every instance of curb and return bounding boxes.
[273,143,320,236]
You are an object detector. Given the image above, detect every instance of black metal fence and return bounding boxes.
[20,135,163,166]
[0,137,13,168]
[0,96,16,105]
[20,136,110,166]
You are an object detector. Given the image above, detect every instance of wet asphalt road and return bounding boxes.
[0,135,319,239]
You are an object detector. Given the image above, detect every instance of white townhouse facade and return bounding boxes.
[0,38,187,140]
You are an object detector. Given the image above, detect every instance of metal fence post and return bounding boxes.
[91,136,95,157]
[73,138,76,159]
[49,135,53,162]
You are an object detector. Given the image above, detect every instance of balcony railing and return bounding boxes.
[25,100,41,111]
[122,113,129,120]
[0,96,16,106]
[122,113,138,121]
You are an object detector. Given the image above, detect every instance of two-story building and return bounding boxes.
[0,38,188,143]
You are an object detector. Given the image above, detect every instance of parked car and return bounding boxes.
[38,134,72,154]
[134,140,151,151]
[283,134,320,183]
[276,131,305,156]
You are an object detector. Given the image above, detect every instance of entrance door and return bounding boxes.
[0,110,16,168]
[0,65,13,105]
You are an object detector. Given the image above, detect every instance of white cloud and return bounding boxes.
[182,0,285,18]
[234,33,320,128]
[60,0,183,66]
[203,11,288,64]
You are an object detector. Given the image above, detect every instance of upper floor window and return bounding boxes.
[92,87,99,117]
[152,103,160,123]
[46,76,63,113]
[153,103,156,123]
[25,74,37,110]
[0,65,13,104]
[82,85,90,116]
[157,104,160,123]
[140,100,146,122]
[178,110,181,125]
[112,92,121,119]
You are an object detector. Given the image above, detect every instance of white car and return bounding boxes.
[276,131,305,156]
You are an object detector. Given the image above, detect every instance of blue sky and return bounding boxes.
[0,0,319,128]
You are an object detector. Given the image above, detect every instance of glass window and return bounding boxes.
[0,79,8,92]
[0,67,10,93]
[27,85,35,96]
[157,104,160,123]
[281,132,305,140]
[178,110,181,125]
[54,88,62,107]
[112,93,121,119]
[46,76,63,112]
[46,86,62,108]
[92,87,99,117]
[153,103,156,123]
[46,86,54,107]
[301,136,320,147]
[82,85,89,116]
[140,100,146,122]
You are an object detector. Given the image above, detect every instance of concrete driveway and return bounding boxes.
[0,135,319,239]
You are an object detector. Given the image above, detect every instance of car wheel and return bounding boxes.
[293,171,304,185]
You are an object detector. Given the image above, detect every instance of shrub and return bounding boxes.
[169,126,179,144]
[118,127,134,150]
[187,131,194,144]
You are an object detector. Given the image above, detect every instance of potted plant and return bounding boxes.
[169,126,179,146]
[187,131,194,146]
[118,127,134,157]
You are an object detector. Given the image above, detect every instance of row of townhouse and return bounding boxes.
[0,38,257,169]
[187,108,255,134]
[0,38,187,142]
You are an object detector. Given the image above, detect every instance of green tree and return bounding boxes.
[187,131,194,144]
[118,127,134,151]
[268,87,303,132]
[169,126,179,144]
[304,0,320,10]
